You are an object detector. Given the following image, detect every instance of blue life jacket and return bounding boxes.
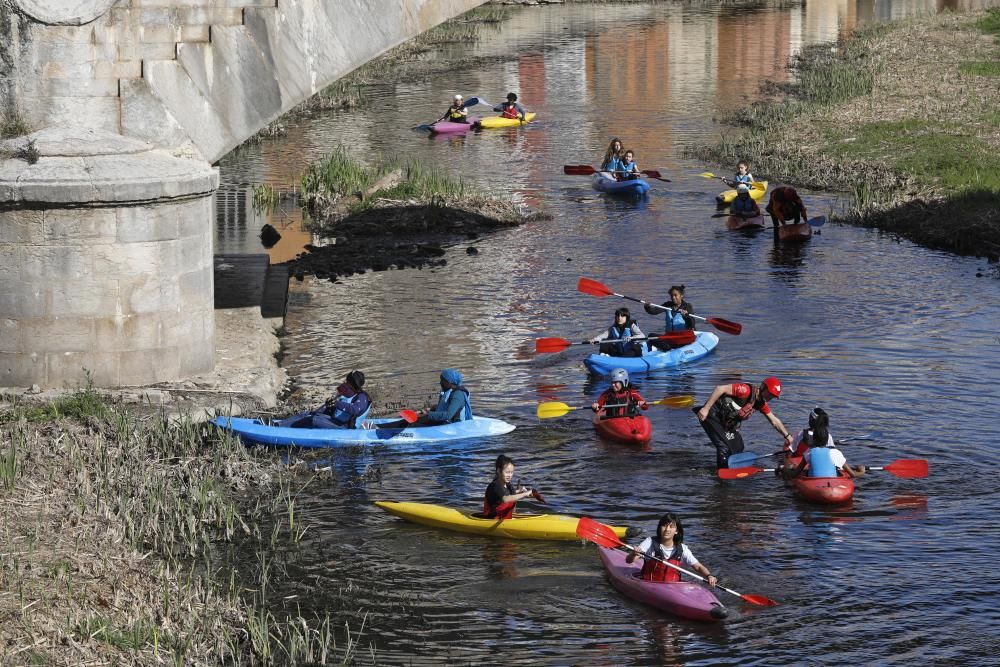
[332,392,372,428]
[602,156,624,174]
[606,323,637,355]
[806,447,838,478]
[732,195,758,215]
[664,308,687,332]
[437,387,473,422]
[735,173,753,185]
[620,160,638,179]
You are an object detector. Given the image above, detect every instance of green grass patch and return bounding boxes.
[974,7,1000,43]
[960,60,1000,76]
[76,616,163,652]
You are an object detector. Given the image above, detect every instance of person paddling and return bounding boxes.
[600,138,624,173]
[591,368,649,418]
[625,512,718,587]
[765,186,808,226]
[731,184,761,218]
[782,408,867,479]
[643,284,695,350]
[618,149,641,181]
[724,161,755,188]
[482,454,536,519]
[277,370,371,429]
[493,92,527,120]
[695,377,794,469]
[590,307,645,357]
[438,94,469,123]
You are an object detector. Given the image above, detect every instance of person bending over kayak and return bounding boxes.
[482,454,537,519]
[277,370,371,429]
[695,377,794,469]
[437,94,469,123]
[765,186,808,226]
[643,284,695,350]
[723,160,755,188]
[731,184,761,218]
[592,368,649,418]
[782,408,866,479]
[600,137,624,173]
[625,512,718,587]
[617,149,641,181]
[590,307,646,357]
[493,92,527,120]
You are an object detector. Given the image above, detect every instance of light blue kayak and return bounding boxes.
[584,331,719,375]
[212,416,516,448]
[592,172,650,196]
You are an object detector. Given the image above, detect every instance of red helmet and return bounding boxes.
[762,377,782,398]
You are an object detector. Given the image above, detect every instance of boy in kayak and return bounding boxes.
[643,284,695,350]
[276,370,371,429]
[493,92,527,120]
[591,368,649,418]
[437,94,469,123]
[695,377,794,469]
[618,149,641,181]
[600,138,624,173]
[403,368,473,427]
[765,186,808,226]
[625,512,718,587]
[482,454,538,519]
[782,408,867,478]
[723,161,755,187]
[731,184,761,218]
[590,307,646,357]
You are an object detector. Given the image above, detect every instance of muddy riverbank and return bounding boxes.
[692,9,1000,261]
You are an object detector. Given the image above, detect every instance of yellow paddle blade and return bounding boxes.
[654,395,695,408]
[536,401,579,419]
[699,172,718,179]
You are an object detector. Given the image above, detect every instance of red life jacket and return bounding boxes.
[483,482,516,519]
[716,383,763,429]
[640,545,682,582]
[501,103,521,119]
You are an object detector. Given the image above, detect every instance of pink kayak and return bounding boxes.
[727,214,766,230]
[598,547,728,621]
[429,117,480,134]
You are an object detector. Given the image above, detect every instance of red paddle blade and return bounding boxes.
[576,516,625,549]
[741,593,779,607]
[707,317,742,336]
[531,489,547,504]
[717,466,766,479]
[641,169,662,178]
[399,409,419,423]
[882,459,929,478]
[564,165,597,175]
[535,337,572,353]
[577,277,613,297]
[655,330,696,346]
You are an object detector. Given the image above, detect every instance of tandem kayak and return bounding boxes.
[727,214,766,231]
[597,548,728,622]
[592,172,651,196]
[375,501,628,541]
[474,112,536,129]
[429,117,480,134]
[212,415,515,448]
[717,180,768,204]
[584,331,719,375]
[592,413,653,444]
[777,221,813,242]
[785,456,855,504]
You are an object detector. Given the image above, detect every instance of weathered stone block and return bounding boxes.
[140,42,178,61]
[49,280,120,318]
[116,204,180,243]
[0,209,45,243]
[119,346,181,384]
[123,276,182,315]
[0,319,21,353]
[20,244,92,281]
[94,313,164,352]
[0,286,48,320]
[46,352,120,389]
[92,240,177,282]
[20,317,95,353]
[0,352,45,387]
[44,208,117,242]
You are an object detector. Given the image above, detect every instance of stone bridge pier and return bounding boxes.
[0,0,484,388]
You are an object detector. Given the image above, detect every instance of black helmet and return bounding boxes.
[346,370,365,390]
[507,92,518,101]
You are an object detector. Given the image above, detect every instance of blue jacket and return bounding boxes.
[426,387,472,423]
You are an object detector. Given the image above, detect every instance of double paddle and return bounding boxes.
[699,171,766,189]
[577,277,743,336]
[576,517,778,607]
[537,395,694,419]
[414,96,484,130]
[718,458,929,480]
[564,165,671,182]
[535,331,695,354]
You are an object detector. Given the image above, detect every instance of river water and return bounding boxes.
[216,1,1000,664]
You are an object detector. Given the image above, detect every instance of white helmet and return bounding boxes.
[610,368,629,386]
[736,183,750,193]
[454,94,463,101]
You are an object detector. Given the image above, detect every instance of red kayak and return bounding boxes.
[777,222,813,242]
[592,413,652,444]
[727,214,766,230]
[785,456,855,504]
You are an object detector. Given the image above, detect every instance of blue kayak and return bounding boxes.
[212,416,516,448]
[592,172,650,196]
[584,331,719,375]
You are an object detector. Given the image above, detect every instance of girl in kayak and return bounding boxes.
[276,370,371,429]
[643,284,695,350]
[590,307,646,357]
[482,454,537,519]
[591,368,649,418]
[625,512,718,586]
[437,94,469,123]
[730,184,761,218]
[765,186,808,226]
[695,377,794,469]
[783,408,867,478]
[493,92,527,120]
[600,138,624,173]
[618,149,641,181]
[724,161,755,187]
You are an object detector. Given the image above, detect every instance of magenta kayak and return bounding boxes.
[429,117,480,134]
[597,548,728,621]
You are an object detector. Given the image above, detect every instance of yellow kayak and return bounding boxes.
[475,112,536,129]
[717,180,768,204]
[374,500,627,541]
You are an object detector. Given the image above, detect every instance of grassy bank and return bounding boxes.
[0,386,364,664]
[691,9,1000,260]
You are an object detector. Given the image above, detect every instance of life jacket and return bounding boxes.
[620,160,638,180]
[602,156,623,173]
[715,384,763,430]
[601,387,640,417]
[793,429,833,456]
[606,322,637,355]
[483,482,515,519]
[640,543,682,583]
[732,195,758,215]
[447,107,466,121]
[500,102,521,119]
[436,386,473,422]
[664,304,689,332]
[329,391,372,428]
[806,446,839,478]
[735,173,753,185]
